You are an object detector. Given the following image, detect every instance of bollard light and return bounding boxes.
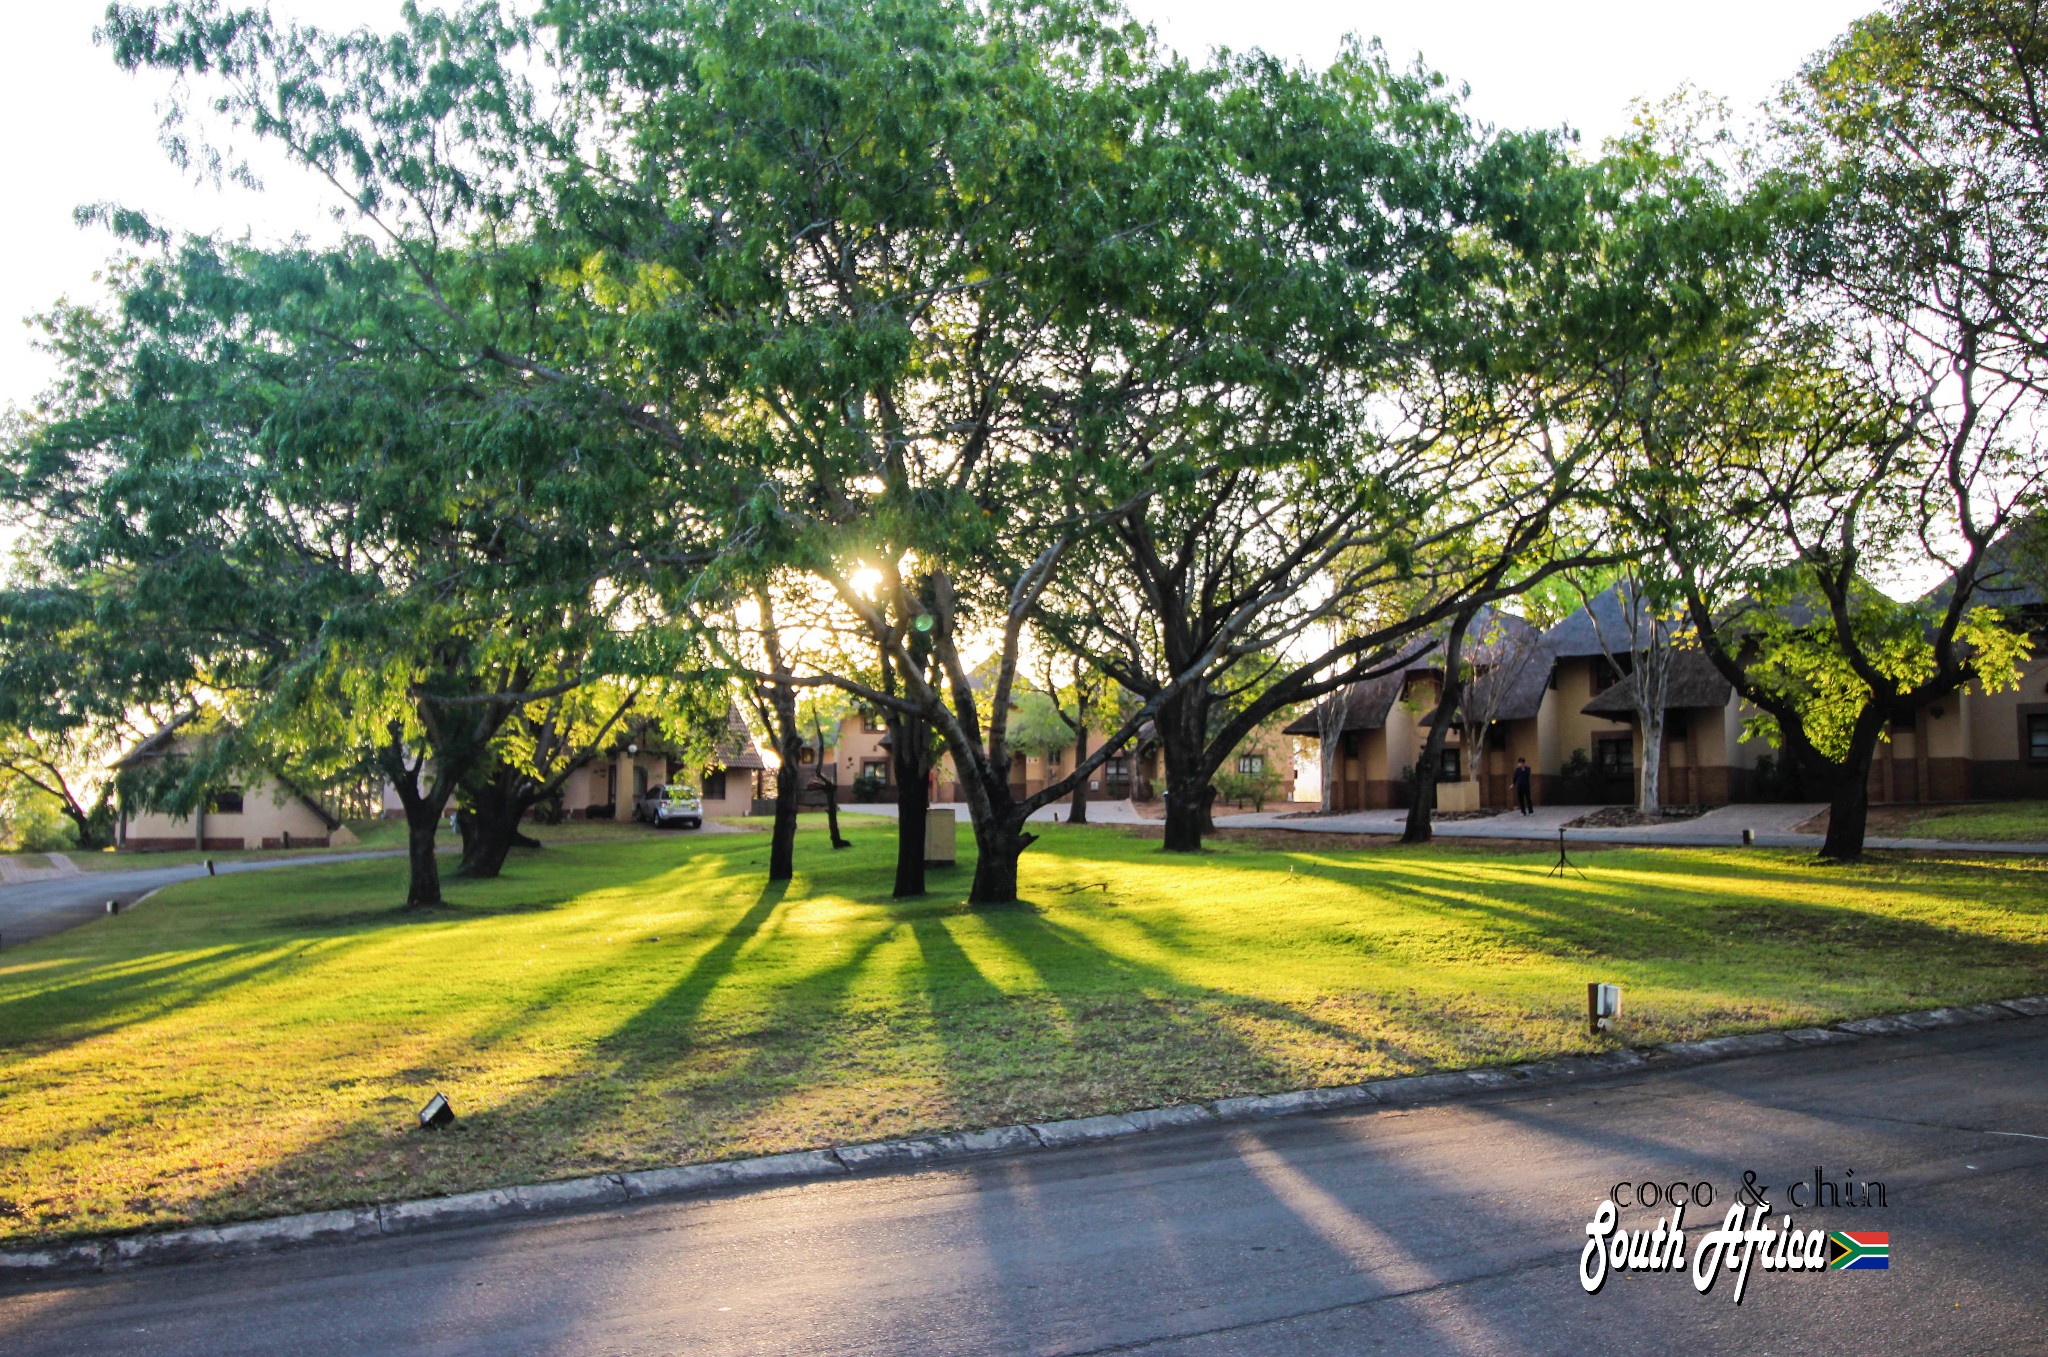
[1742,827,1755,846]
[105,899,120,915]
[1588,982,1622,1035]
[418,1092,455,1130]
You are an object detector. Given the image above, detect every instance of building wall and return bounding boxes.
[1917,648,2048,800]
[122,778,334,852]
[1545,658,1636,778]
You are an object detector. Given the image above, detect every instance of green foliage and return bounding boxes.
[2,784,76,852]
[1735,581,2032,761]
[1215,760,1284,811]
[1006,691,1075,761]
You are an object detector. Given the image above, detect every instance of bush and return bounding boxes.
[1216,761,1284,811]
[851,772,886,802]
[2,786,77,852]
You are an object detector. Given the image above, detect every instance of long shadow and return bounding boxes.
[140,873,913,1238]
[0,941,327,1058]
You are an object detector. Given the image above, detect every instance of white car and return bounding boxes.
[651,785,703,829]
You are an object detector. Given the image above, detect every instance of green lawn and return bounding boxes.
[1874,800,2048,843]
[25,816,662,872]
[1,822,2045,1245]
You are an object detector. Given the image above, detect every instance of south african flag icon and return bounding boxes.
[1827,1232,1891,1270]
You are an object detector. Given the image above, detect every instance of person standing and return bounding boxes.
[1512,757,1534,816]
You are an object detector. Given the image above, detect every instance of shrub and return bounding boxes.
[2,786,77,852]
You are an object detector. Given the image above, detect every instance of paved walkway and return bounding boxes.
[0,852,82,886]
[846,798,2048,854]
[840,800,1154,826]
[6,1019,2042,1355]
[1226,800,2048,854]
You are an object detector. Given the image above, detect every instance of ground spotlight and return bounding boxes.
[1588,982,1621,1035]
[418,1092,455,1130]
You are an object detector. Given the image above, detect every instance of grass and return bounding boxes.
[23,816,664,872]
[1,822,2045,1245]
[1852,800,2048,844]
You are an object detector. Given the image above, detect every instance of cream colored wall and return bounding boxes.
[124,776,332,849]
[835,718,891,783]
[1962,649,2048,761]
[1547,657,1634,764]
[557,750,672,814]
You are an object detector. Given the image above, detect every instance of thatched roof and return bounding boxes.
[712,706,767,771]
[1287,613,1550,739]
[1542,584,1662,658]
[1282,671,1409,737]
[1922,519,2048,613]
[1580,650,1733,716]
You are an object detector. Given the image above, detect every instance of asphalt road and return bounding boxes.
[0,852,408,948]
[4,1020,2044,1355]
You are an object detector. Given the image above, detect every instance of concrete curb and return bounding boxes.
[6,994,2045,1282]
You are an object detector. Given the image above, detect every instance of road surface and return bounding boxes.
[4,1019,2043,1355]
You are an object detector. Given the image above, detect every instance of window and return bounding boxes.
[1595,736,1632,776]
[798,745,817,764]
[860,759,890,782]
[1590,657,1623,694]
[1439,748,1461,781]
[209,787,244,815]
[702,768,728,800]
[1046,750,1063,772]
[862,711,886,734]
[2028,713,2048,761]
[1105,756,1129,778]
[1237,754,1265,774]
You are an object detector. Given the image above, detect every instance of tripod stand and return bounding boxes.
[1546,827,1586,880]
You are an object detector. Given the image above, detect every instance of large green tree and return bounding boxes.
[3,230,687,903]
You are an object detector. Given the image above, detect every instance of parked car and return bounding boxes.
[631,784,666,823]
[650,784,703,830]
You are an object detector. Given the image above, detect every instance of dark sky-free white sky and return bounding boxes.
[2,0,1872,411]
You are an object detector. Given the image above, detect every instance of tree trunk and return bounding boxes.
[817,777,851,849]
[456,769,535,879]
[1637,714,1665,817]
[968,819,1033,905]
[1156,689,1211,853]
[403,803,444,909]
[1162,770,1209,853]
[1403,609,1474,845]
[59,801,97,851]
[768,741,801,883]
[1820,714,1887,862]
[1067,725,1089,825]
[890,709,930,897]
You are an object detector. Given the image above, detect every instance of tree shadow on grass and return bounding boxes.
[0,941,327,1058]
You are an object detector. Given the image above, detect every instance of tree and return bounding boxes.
[98,0,1598,893]
[1401,604,1478,844]
[1040,44,1615,854]
[1572,574,1683,816]
[1449,608,1548,795]
[0,726,117,850]
[1031,650,1111,825]
[1606,8,2048,858]
[3,232,681,906]
[793,687,855,853]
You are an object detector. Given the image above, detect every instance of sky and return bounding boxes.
[1,0,1874,413]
